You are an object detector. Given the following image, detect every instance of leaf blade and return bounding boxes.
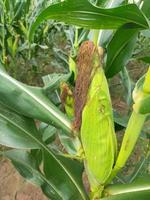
[2,150,63,200]
[105,27,138,78]
[29,0,149,41]
[0,70,72,135]
[0,103,40,149]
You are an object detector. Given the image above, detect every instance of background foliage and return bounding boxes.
[0,0,150,199]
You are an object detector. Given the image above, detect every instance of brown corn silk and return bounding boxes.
[73,41,99,131]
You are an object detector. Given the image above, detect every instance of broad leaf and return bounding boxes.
[1,150,66,200]
[43,150,88,200]
[0,62,5,71]
[120,67,133,105]
[1,125,87,199]
[0,103,40,149]
[58,130,82,156]
[42,73,71,92]
[105,27,138,78]
[96,0,125,47]
[103,176,150,200]
[0,70,72,135]
[142,0,150,19]
[39,122,57,144]
[113,111,129,129]
[138,56,150,64]
[29,0,149,41]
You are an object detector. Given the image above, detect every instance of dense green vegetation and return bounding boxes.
[0,0,150,199]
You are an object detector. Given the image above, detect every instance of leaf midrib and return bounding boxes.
[4,152,63,200]
[39,2,148,29]
[0,110,86,200]
[0,71,71,132]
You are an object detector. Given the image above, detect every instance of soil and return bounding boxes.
[0,158,47,200]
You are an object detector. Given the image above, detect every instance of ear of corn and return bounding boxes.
[75,41,116,198]
[107,67,150,183]
[133,66,150,115]
[81,68,116,194]
[143,67,150,93]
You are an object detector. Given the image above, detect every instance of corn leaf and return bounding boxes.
[0,114,87,199]
[42,73,71,92]
[1,149,63,200]
[138,56,150,64]
[105,26,138,78]
[29,0,149,41]
[142,0,150,19]
[2,149,88,200]
[43,151,88,200]
[0,103,40,149]
[0,70,72,135]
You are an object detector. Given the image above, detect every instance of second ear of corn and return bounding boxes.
[107,67,150,184]
[74,41,117,198]
[133,66,150,114]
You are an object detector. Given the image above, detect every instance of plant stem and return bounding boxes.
[107,111,147,183]
[104,175,150,197]
[93,30,100,46]
[74,27,79,49]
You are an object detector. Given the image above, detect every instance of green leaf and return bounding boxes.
[0,70,72,135]
[138,95,150,114]
[0,62,6,72]
[138,56,150,64]
[120,67,133,105]
[1,150,64,200]
[43,150,88,200]
[29,0,149,41]
[1,126,87,199]
[39,122,56,144]
[58,130,81,156]
[97,0,125,47]
[0,103,40,149]
[42,73,71,92]
[113,111,129,129]
[142,0,150,19]
[0,70,81,153]
[125,151,150,183]
[103,176,150,200]
[105,27,138,78]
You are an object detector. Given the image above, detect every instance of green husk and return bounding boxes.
[143,67,150,93]
[133,67,150,115]
[77,41,116,199]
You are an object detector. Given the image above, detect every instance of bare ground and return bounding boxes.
[0,158,47,200]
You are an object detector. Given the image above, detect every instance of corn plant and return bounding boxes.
[0,0,150,200]
[0,0,60,66]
